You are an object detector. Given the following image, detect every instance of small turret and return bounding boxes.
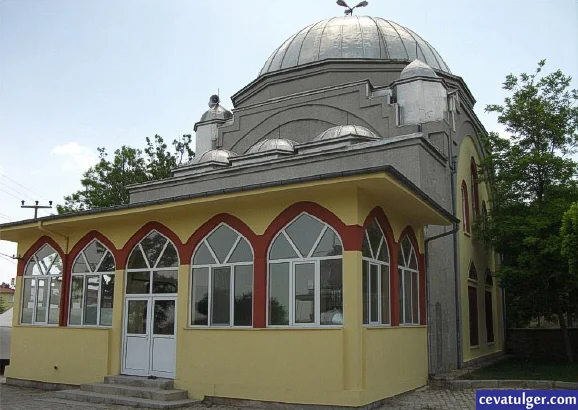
[194,95,233,155]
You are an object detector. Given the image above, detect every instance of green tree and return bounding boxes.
[561,203,578,327]
[478,60,578,362]
[58,134,193,213]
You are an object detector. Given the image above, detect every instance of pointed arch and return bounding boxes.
[397,226,425,326]
[17,236,65,277]
[362,207,395,256]
[470,157,480,219]
[69,231,119,270]
[461,180,470,233]
[119,221,185,269]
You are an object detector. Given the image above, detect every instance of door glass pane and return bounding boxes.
[152,270,178,293]
[370,264,378,322]
[153,300,175,335]
[100,274,114,326]
[380,264,390,324]
[127,300,148,334]
[269,263,289,325]
[21,278,35,324]
[294,263,315,324]
[362,261,369,324]
[48,277,61,324]
[36,279,47,323]
[84,276,99,325]
[412,271,419,324]
[191,267,209,325]
[126,271,150,294]
[234,265,253,326]
[320,259,342,325]
[404,272,412,324]
[69,276,84,325]
[211,267,231,325]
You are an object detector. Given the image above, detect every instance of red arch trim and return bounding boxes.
[397,226,426,326]
[118,221,186,269]
[362,207,396,256]
[17,236,66,277]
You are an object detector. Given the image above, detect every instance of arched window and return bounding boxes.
[126,230,179,295]
[398,236,419,325]
[481,201,488,230]
[484,268,494,343]
[467,262,479,346]
[470,158,480,219]
[362,218,390,325]
[191,224,253,327]
[21,244,63,325]
[69,240,115,326]
[461,181,470,233]
[268,213,343,327]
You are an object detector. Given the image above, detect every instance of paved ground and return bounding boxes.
[0,382,478,410]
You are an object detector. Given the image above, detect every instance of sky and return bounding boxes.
[0,0,577,284]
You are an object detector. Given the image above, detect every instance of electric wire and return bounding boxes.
[0,174,50,202]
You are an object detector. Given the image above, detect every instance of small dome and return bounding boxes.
[246,138,296,154]
[189,149,236,165]
[313,125,379,141]
[400,59,438,80]
[199,104,233,122]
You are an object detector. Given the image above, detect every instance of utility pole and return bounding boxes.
[21,200,52,220]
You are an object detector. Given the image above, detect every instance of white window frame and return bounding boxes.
[125,231,179,298]
[398,238,420,326]
[20,244,62,326]
[267,217,343,328]
[190,224,254,328]
[68,239,115,327]
[362,221,391,326]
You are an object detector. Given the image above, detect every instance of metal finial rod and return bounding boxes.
[336,0,368,16]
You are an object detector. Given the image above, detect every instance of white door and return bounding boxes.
[123,296,177,378]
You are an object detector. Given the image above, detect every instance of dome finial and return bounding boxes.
[336,0,368,16]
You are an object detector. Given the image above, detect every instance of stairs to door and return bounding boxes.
[53,375,200,409]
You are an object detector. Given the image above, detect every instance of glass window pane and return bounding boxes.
[48,277,61,324]
[362,261,369,324]
[362,233,372,258]
[401,238,412,267]
[312,228,342,257]
[84,276,99,325]
[127,300,148,334]
[127,247,148,269]
[72,254,90,273]
[207,225,238,263]
[269,233,298,260]
[36,245,57,273]
[192,242,216,265]
[154,300,175,335]
[25,259,41,276]
[294,263,315,324]
[269,263,289,325]
[152,270,178,293]
[285,214,324,258]
[398,271,404,324]
[21,278,35,323]
[157,243,179,268]
[48,256,63,276]
[380,264,390,324]
[409,251,418,270]
[412,271,419,324]
[36,279,47,323]
[84,241,108,272]
[370,264,378,322]
[98,252,116,272]
[320,259,343,325]
[377,239,389,263]
[100,274,114,326]
[140,231,168,268]
[366,220,383,259]
[211,267,231,326]
[234,265,253,326]
[191,268,209,325]
[228,238,253,263]
[404,271,412,324]
[69,276,84,325]
[126,271,150,294]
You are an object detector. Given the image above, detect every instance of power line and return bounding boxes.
[0,254,17,265]
[0,187,23,201]
[0,180,36,202]
[0,174,50,202]
[0,212,15,221]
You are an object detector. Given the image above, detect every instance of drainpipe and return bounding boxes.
[37,221,69,253]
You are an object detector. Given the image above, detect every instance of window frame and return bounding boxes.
[20,244,63,326]
[362,219,391,326]
[190,224,254,328]
[8,295,14,303]
[470,158,480,219]
[267,214,343,328]
[68,239,116,327]
[461,181,471,234]
[397,236,420,326]
[484,268,494,344]
[468,262,479,347]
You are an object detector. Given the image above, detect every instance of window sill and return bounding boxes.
[463,231,471,238]
[487,341,495,346]
[66,325,112,330]
[470,345,480,349]
[16,323,59,327]
[184,326,343,331]
[363,324,392,329]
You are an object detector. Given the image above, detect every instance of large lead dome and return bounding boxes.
[259,16,450,77]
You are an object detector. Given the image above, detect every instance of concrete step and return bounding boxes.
[82,383,188,401]
[54,389,199,409]
[104,375,174,390]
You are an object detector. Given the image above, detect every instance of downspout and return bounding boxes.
[37,221,69,253]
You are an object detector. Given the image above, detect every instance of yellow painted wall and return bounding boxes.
[457,135,504,363]
[0,292,14,311]
[4,179,430,407]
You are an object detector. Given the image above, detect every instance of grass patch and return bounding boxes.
[463,356,578,382]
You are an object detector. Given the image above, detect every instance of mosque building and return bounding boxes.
[0,14,503,408]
